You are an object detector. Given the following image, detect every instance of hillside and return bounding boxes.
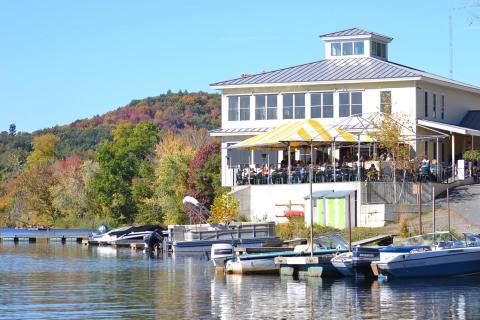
[0,91,221,167]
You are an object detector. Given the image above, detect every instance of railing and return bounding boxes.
[360,181,433,205]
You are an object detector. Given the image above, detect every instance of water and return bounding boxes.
[1,242,480,319]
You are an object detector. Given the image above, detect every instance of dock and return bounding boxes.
[0,228,93,243]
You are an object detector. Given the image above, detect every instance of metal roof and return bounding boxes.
[319,28,393,41]
[209,127,273,137]
[460,111,480,131]
[211,57,418,87]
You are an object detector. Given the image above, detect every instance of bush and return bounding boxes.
[464,150,480,161]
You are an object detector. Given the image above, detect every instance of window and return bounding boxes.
[424,141,428,158]
[339,92,362,117]
[371,41,386,59]
[311,92,334,118]
[239,96,250,121]
[354,41,364,55]
[433,94,437,118]
[380,91,391,113]
[228,96,238,121]
[228,95,250,121]
[342,42,353,55]
[441,95,445,120]
[424,92,428,117]
[283,93,305,119]
[255,94,277,120]
[331,43,341,56]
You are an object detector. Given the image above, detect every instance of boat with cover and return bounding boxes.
[92,225,165,245]
[372,232,480,279]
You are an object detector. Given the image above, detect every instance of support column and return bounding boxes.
[287,143,291,184]
[436,137,440,182]
[451,133,455,181]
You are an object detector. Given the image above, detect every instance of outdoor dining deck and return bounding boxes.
[235,162,461,186]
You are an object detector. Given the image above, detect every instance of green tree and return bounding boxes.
[93,121,158,225]
[26,134,59,167]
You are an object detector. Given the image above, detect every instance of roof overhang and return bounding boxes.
[209,127,273,137]
[419,76,480,95]
[417,119,480,137]
[210,77,420,90]
[321,34,392,43]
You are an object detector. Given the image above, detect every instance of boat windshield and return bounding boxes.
[314,234,349,250]
[393,232,459,247]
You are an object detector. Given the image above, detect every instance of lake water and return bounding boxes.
[1,242,480,319]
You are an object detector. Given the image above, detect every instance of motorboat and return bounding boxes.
[372,232,480,279]
[92,225,165,245]
[274,235,349,277]
[210,243,235,268]
[331,252,354,277]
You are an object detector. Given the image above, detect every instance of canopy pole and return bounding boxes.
[436,137,439,182]
[357,135,361,182]
[432,185,436,241]
[332,141,336,182]
[451,134,455,182]
[248,151,251,185]
[287,143,291,184]
[310,141,314,257]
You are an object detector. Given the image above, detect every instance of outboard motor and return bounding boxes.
[143,230,164,257]
[210,243,234,268]
[97,224,108,235]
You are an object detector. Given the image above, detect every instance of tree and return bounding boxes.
[210,192,239,224]
[93,121,158,225]
[26,134,59,167]
[153,132,194,225]
[188,142,222,208]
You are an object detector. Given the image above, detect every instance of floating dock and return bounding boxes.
[0,228,93,243]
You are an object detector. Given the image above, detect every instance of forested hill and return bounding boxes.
[0,91,221,161]
[0,90,223,229]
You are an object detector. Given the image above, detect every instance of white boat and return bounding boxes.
[372,232,480,279]
[331,252,354,276]
[210,243,234,268]
[92,225,164,245]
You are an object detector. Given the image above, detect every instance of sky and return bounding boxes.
[0,0,479,132]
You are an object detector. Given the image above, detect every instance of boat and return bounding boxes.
[210,243,235,268]
[274,235,349,277]
[168,222,281,252]
[372,232,480,279]
[331,252,354,276]
[92,225,165,245]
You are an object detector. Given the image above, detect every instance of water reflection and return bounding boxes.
[1,242,480,319]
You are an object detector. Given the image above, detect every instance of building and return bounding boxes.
[210,28,480,226]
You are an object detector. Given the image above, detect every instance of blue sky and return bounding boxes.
[0,0,479,132]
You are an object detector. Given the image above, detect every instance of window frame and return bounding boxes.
[441,95,445,120]
[331,43,341,56]
[282,93,306,120]
[228,95,250,121]
[433,93,437,118]
[310,92,334,118]
[380,91,392,114]
[255,94,277,120]
[424,91,428,117]
[339,91,363,118]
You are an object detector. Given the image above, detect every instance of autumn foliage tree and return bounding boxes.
[187,142,222,208]
[210,192,240,224]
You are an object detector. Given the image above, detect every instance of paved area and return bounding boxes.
[435,183,480,231]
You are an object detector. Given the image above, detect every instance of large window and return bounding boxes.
[311,92,334,118]
[255,94,277,120]
[331,41,364,57]
[283,93,305,119]
[433,93,437,118]
[424,92,428,117]
[371,41,386,59]
[380,91,391,113]
[228,95,250,121]
[339,92,362,117]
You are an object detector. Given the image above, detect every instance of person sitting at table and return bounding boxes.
[366,163,378,181]
[261,165,269,177]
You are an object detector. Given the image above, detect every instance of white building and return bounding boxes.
[210,28,480,226]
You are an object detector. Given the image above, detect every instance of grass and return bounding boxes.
[275,217,395,243]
